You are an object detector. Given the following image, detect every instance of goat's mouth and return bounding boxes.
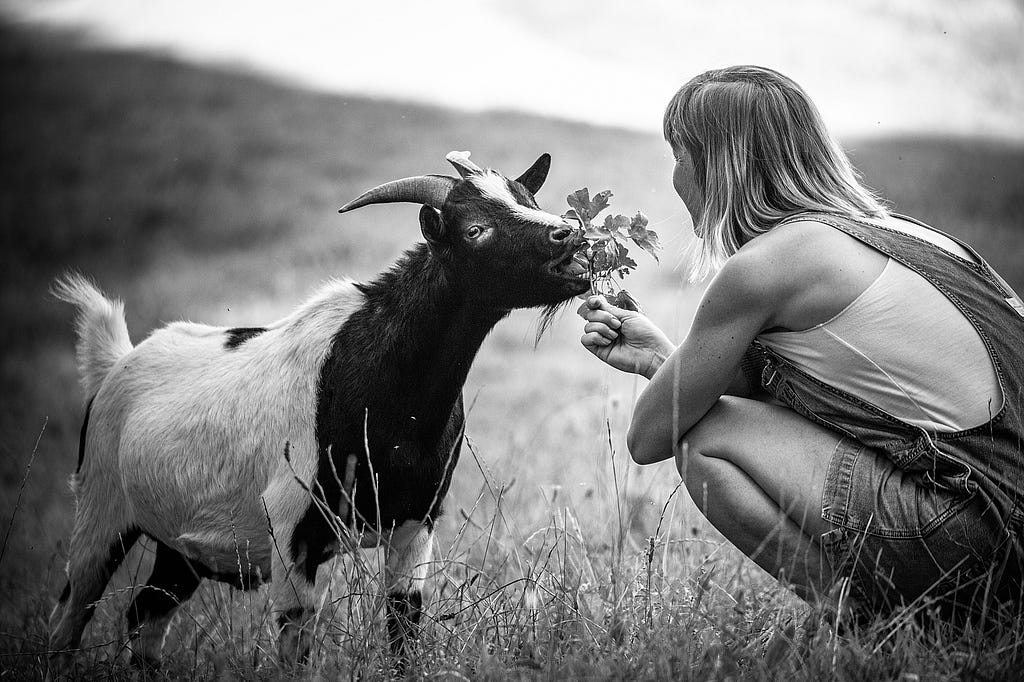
[549,249,590,285]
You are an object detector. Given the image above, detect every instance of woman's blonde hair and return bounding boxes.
[663,65,888,280]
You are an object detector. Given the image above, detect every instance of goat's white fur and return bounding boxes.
[471,172,568,228]
[78,276,362,565]
[51,274,133,402]
[385,521,432,596]
[49,275,367,659]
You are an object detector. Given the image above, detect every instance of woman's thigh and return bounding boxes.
[680,396,844,538]
[681,396,1013,614]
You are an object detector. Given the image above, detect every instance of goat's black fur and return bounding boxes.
[294,244,505,568]
[224,326,267,349]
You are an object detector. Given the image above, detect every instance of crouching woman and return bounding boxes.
[580,65,1024,621]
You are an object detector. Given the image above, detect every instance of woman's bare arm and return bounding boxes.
[625,253,778,464]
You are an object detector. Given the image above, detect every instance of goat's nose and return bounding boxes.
[550,226,574,243]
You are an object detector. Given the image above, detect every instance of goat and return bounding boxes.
[48,151,589,670]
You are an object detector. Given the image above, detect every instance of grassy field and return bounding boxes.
[2,24,1024,680]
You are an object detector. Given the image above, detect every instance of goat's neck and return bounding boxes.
[357,244,507,437]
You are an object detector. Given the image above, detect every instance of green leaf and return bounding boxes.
[628,211,648,232]
[602,214,631,243]
[610,290,641,312]
[628,211,661,262]
[589,190,613,219]
[603,239,619,266]
[564,187,659,284]
[565,188,593,228]
[591,246,612,272]
[603,240,638,274]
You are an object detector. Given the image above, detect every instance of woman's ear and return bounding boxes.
[419,205,447,249]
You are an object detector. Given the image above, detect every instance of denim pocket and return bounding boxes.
[821,462,1007,611]
[918,492,1003,574]
[823,440,979,538]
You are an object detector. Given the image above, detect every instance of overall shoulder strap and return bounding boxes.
[774,211,950,268]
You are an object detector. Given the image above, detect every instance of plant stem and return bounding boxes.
[0,417,46,570]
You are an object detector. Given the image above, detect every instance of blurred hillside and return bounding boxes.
[7,0,1024,140]
[1,22,1023,641]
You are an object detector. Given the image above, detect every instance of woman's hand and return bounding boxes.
[579,295,675,379]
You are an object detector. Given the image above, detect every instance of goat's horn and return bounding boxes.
[338,174,457,213]
[446,150,484,179]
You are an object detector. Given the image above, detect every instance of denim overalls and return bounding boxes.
[752,212,1024,618]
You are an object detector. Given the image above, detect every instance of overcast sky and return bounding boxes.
[5,0,1023,141]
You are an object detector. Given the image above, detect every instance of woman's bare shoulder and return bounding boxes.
[734,219,862,278]
[755,217,851,249]
[728,217,891,331]
[728,218,886,311]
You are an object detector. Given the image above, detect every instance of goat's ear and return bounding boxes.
[514,153,551,195]
[419,205,446,248]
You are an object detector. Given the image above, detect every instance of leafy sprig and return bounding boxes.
[564,187,660,311]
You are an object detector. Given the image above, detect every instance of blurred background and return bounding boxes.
[1,0,1022,662]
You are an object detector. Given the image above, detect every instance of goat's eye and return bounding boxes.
[466,226,483,240]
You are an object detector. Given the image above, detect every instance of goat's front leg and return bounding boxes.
[266,502,322,666]
[271,534,318,665]
[385,521,432,663]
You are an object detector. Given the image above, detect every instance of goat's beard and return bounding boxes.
[534,298,577,348]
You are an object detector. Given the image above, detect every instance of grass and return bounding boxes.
[2,22,1024,680]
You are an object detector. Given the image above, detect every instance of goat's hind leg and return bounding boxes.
[124,541,202,668]
[385,521,432,664]
[48,520,140,666]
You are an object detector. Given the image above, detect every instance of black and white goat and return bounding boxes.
[48,151,589,668]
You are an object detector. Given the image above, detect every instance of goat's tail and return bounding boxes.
[51,273,133,400]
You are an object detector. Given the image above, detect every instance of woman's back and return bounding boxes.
[750,214,1001,433]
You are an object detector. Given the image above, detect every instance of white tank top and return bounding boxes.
[757,257,1001,432]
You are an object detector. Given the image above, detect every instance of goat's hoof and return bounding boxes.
[389,656,410,678]
[127,650,162,673]
[44,651,75,682]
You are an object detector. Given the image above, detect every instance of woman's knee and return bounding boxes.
[677,396,747,460]
[674,404,726,491]
[674,397,754,495]
[676,447,715,511]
